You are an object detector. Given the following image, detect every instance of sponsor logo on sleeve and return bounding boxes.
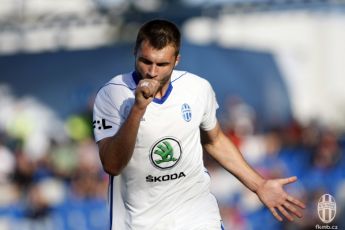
[93,119,112,130]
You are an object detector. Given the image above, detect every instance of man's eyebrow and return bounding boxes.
[137,57,153,65]
[138,57,170,65]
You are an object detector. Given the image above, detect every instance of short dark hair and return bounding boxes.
[134,19,181,56]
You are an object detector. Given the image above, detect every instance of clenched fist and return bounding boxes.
[135,79,160,110]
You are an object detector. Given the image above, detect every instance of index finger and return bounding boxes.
[139,81,150,88]
[138,80,159,96]
[148,79,160,95]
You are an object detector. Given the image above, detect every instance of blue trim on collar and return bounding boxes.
[132,71,140,85]
[153,83,173,104]
[132,71,173,105]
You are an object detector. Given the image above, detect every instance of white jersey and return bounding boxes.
[93,70,223,230]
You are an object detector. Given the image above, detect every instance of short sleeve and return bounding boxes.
[200,80,219,131]
[93,85,133,142]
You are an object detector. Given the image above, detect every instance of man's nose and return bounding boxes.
[147,65,158,77]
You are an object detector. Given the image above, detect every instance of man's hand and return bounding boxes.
[256,176,306,222]
[135,79,160,110]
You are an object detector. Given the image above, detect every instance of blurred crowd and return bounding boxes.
[0,85,108,230]
[0,86,344,230]
[208,96,345,230]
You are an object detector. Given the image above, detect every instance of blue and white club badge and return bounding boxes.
[318,194,336,224]
[181,103,192,122]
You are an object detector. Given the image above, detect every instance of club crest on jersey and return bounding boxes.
[181,103,192,122]
[150,137,182,170]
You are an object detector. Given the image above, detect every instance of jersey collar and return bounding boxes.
[132,71,173,104]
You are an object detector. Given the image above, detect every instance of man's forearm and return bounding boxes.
[203,128,265,192]
[224,149,265,193]
[98,105,145,176]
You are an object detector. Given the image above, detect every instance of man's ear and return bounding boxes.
[175,55,180,66]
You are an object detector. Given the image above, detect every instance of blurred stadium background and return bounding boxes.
[1,0,345,229]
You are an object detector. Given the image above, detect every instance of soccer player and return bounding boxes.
[93,19,305,230]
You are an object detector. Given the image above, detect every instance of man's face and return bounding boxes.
[135,40,179,93]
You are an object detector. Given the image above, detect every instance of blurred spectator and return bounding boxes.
[221,95,257,148]
[0,138,15,183]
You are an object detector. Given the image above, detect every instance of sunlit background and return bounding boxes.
[1,0,345,229]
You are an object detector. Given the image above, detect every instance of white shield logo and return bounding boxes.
[317,194,336,224]
[181,103,192,122]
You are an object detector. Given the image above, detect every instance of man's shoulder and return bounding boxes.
[171,70,210,86]
[106,72,136,89]
[172,70,206,82]
[97,72,135,93]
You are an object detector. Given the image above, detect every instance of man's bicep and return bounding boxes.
[97,137,112,157]
[200,122,221,146]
